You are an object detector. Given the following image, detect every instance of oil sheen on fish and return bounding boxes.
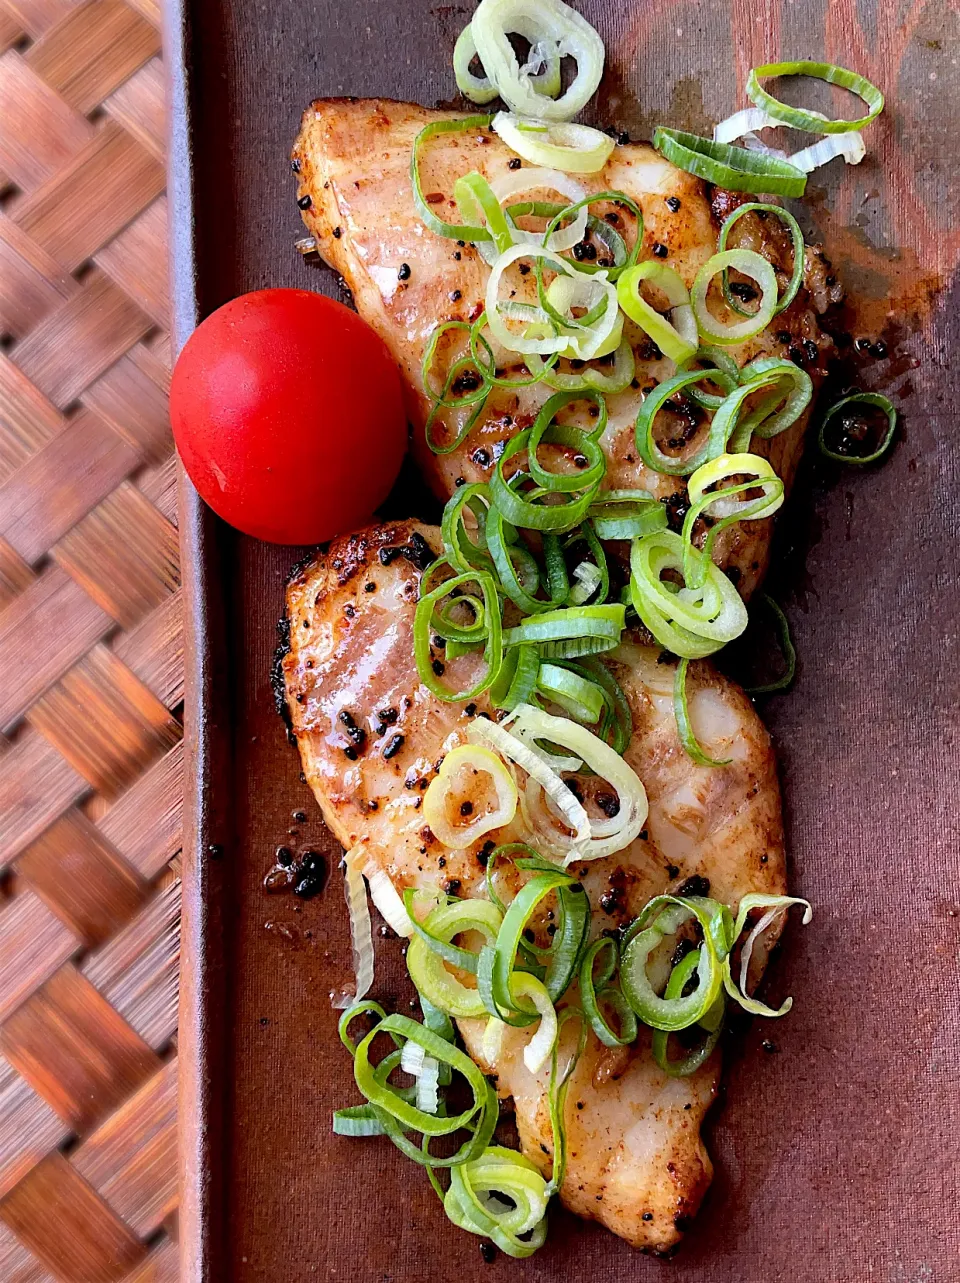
[281,519,788,1253]
[291,98,841,600]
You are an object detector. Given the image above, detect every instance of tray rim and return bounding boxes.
[164,1,226,1277]
[161,3,960,1277]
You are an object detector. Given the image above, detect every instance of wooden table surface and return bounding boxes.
[0,1,180,1280]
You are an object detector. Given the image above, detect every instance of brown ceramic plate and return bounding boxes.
[167,1,960,1279]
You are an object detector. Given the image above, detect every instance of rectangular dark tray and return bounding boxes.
[167,2,960,1279]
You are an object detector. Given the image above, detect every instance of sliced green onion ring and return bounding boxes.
[490,166,588,252]
[422,743,518,847]
[579,937,638,1046]
[653,126,807,198]
[617,262,698,365]
[723,893,812,1017]
[729,356,814,447]
[485,244,569,355]
[338,1000,389,1056]
[563,524,609,606]
[634,369,717,477]
[564,654,632,753]
[682,452,784,587]
[481,866,573,1025]
[536,268,620,359]
[471,0,605,122]
[423,321,487,406]
[746,61,884,135]
[503,603,626,650]
[718,203,805,317]
[493,112,615,173]
[537,661,603,722]
[620,895,729,1031]
[491,432,602,532]
[529,334,636,393]
[333,1103,387,1137]
[587,490,668,541]
[490,642,541,708]
[483,846,589,1002]
[691,249,778,346]
[441,482,493,575]
[445,1145,550,1258]
[415,568,503,701]
[509,703,649,863]
[454,170,516,255]
[546,1007,587,1195]
[405,897,504,1016]
[743,593,797,696]
[679,345,740,410]
[354,1012,490,1139]
[818,392,897,464]
[651,949,725,1076]
[484,508,556,615]
[453,25,498,104]
[470,312,559,389]
[673,657,732,768]
[411,115,496,240]
[629,529,748,658]
[541,190,643,281]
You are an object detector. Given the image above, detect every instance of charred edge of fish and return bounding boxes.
[285,547,329,588]
[378,531,436,572]
[271,612,297,746]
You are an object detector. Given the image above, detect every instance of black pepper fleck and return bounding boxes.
[383,733,405,760]
[397,263,411,281]
[297,194,312,210]
[666,196,681,212]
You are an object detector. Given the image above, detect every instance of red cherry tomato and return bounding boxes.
[171,288,407,544]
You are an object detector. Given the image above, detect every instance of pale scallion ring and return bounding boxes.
[691,249,778,346]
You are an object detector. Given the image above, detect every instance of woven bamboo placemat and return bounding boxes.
[0,1,179,1279]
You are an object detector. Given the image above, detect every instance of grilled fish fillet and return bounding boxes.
[281,519,787,1253]
[292,99,840,600]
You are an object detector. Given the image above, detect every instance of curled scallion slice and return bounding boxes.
[414,567,503,701]
[691,249,779,345]
[682,452,784,588]
[718,202,805,317]
[653,126,807,197]
[746,60,884,134]
[620,895,731,1031]
[818,391,896,464]
[406,898,504,1017]
[471,0,605,122]
[723,893,813,1017]
[453,25,498,104]
[445,1146,550,1257]
[579,937,638,1047]
[650,949,725,1076]
[629,529,749,658]
[422,744,518,847]
[411,115,496,241]
[493,111,615,173]
[617,261,698,365]
[673,657,732,768]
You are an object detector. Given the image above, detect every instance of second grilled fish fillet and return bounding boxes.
[291,98,841,601]
[280,519,787,1253]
